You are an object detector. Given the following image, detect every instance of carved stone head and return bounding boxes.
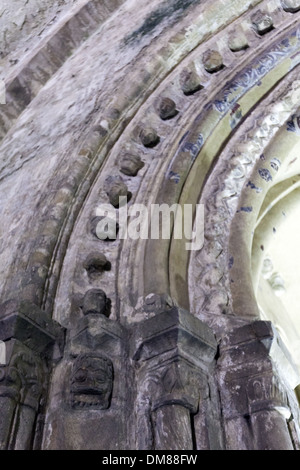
[120,154,144,177]
[281,0,300,13]
[71,354,113,409]
[139,128,160,148]
[159,97,178,120]
[81,289,110,317]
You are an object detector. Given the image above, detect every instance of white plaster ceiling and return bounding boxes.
[254,146,300,375]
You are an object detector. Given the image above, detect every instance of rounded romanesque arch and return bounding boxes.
[1,0,300,450]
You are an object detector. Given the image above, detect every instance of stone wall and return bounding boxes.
[0,0,78,60]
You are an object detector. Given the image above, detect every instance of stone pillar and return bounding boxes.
[40,304,127,450]
[0,300,64,450]
[133,306,219,450]
[218,320,299,450]
[69,311,125,412]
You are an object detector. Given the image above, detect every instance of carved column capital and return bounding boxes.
[219,320,298,418]
[133,306,218,450]
[70,314,124,357]
[0,300,65,360]
[133,306,217,367]
[0,339,47,450]
[0,299,64,450]
[218,320,297,450]
[0,340,45,408]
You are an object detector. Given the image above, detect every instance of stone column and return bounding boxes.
[0,300,64,450]
[218,320,299,450]
[133,306,218,450]
[40,299,127,450]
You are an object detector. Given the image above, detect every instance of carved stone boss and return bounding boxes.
[0,300,64,450]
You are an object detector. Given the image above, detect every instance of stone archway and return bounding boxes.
[1,0,300,450]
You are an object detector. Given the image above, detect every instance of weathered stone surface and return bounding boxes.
[0,300,64,358]
[133,306,220,450]
[179,68,203,95]
[81,289,110,318]
[119,154,144,177]
[144,293,177,313]
[152,405,194,450]
[105,176,132,208]
[140,127,160,148]
[251,11,273,35]
[281,0,300,12]
[228,31,249,52]
[71,314,124,356]
[1,0,300,452]
[133,306,217,365]
[70,354,113,409]
[0,339,47,450]
[159,97,178,120]
[202,49,224,73]
[218,321,297,450]
[83,253,111,278]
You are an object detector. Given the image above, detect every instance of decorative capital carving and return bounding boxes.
[133,306,217,368]
[70,314,124,357]
[0,300,65,360]
[219,321,296,419]
[149,359,203,414]
[133,307,217,414]
[0,340,45,411]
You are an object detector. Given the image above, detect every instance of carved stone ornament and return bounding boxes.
[148,360,202,414]
[105,176,132,208]
[251,11,273,35]
[70,354,113,409]
[0,347,44,410]
[140,128,160,148]
[228,31,249,52]
[83,253,111,278]
[0,342,46,450]
[281,0,300,13]
[119,154,144,177]
[159,98,178,120]
[81,289,110,318]
[202,50,224,73]
[143,293,177,314]
[179,68,203,96]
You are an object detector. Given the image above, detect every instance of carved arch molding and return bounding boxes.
[1,0,300,450]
